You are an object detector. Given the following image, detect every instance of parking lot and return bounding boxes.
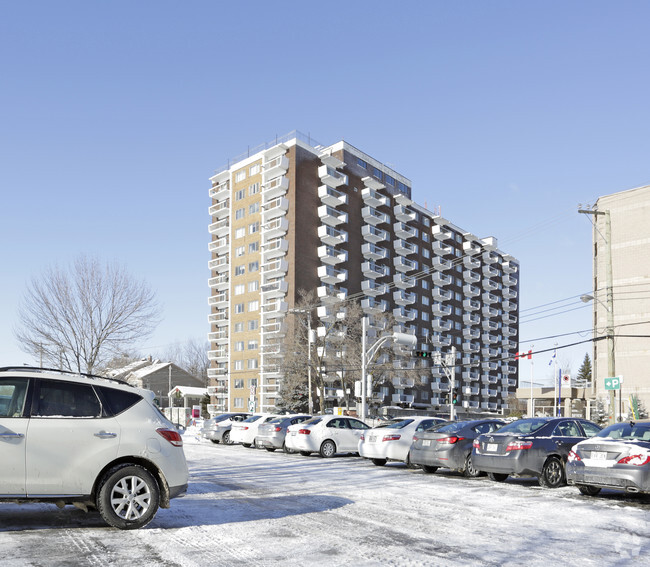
[1,431,649,566]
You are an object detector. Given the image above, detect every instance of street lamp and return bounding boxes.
[360,317,417,420]
[289,308,314,414]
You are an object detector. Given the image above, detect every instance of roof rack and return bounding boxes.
[0,366,132,387]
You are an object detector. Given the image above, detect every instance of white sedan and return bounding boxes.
[285,415,371,457]
[359,416,446,466]
[230,414,277,447]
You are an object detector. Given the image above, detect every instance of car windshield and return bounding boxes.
[435,421,466,434]
[243,415,263,423]
[268,416,285,424]
[495,419,548,435]
[383,419,414,429]
[597,423,650,441]
[213,414,232,422]
[303,417,322,426]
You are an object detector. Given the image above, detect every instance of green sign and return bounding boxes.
[604,376,621,390]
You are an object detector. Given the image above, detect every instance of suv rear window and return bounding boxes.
[96,386,142,416]
[35,379,101,418]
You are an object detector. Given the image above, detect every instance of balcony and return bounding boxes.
[463,386,479,396]
[482,361,499,371]
[208,273,229,290]
[362,206,390,226]
[206,367,226,379]
[208,292,228,308]
[362,242,389,261]
[362,175,385,190]
[264,155,289,179]
[503,261,518,274]
[318,164,348,188]
[208,330,228,345]
[502,325,517,337]
[482,292,499,304]
[431,334,452,347]
[432,287,452,302]
[362,224,389,243]
[208,309,229,327]
[481,346,499,358]
[463,284,480,297]
[463,327,480,340]
[207,348,228,363]
[263,216,289,238]
[481,387,499,397]
[503,274,518,287]
[394,256,418,273]
[261,300,288,321]
[362,260,389,279]
[263,238,289,260]
[394,239,418,256]
[262,197,289,221]
[209,179,229,201]
[463,256,480,269]
[262,280,289,298]
[361,297,388,314]
[317,264,348,285]
[502,338,517,350]
[432,241,454,256]
[503,313,518,324]
[362,279,387,296]
[463,270,480,284]
[483,251,499,264]
[483,278,499,291]
[394,273,416,289]
[361,187,387,207]
[394,222,418,239]
[462,342,480,353]
[261,321,287,335]
[431,380,450,393]
[262,258,289,279]
[317,305,346,323]
[482,319,499,331]
[463,313,480,325]
[432,318,452,332]
[393,307,417,322]
[318,204,347,227]
[432,303,452,317]
[394,205,417,223]
[482,305,499,318]
[208,217,229,237]
[503,364,517,375]
[263,175,289,200]
[431,272,452,286]
[392,394,415,404]
[393,290,417,306]
[503,288,518,300]
[432,257,452,271]
[318,185,347,207]
[463,400,480,409]
[462,356,480,368]
[317,284,347,304]
[463,299,480,311]
[209,199,230,219]
[432,225,452,241]
[318,245,347,265]
[463,240,481,255]
[502,300,517,312]
[317,224,347,247]
[208,255,229,273]
[209,236,229,255]
[392,376,415,388]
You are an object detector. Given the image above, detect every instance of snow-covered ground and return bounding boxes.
[1,427,649,566]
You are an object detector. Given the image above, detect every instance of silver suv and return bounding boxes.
[0,366,188,529]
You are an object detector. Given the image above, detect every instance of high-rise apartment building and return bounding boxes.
[589,184,650,417]
[207,132,520,415]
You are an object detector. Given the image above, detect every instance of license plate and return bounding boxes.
[290,431,296,436]
[486,443,498,452]
[368,436,377,443]
[591,451,608,460]
[422,440,431,447]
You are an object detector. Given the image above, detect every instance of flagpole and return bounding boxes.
[553,345,558,417]
[529,345,534,417]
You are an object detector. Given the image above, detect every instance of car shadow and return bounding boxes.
[0,493,353,532]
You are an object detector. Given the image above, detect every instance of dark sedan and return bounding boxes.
[410,419,505,477]
[472,417,601,488]
[256,414,311,453]
[567,420,650,496]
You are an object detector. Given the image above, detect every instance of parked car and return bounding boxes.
[359,416,447,466]
[285,415,370,457]
[0,366,188,529]
[200,412,250,444]
[473,417,601,488]
[567,420,650,496]
[410,419,505,477]
[256,414,312,453]
[230,414,277,447]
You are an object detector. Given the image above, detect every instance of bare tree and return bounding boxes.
[15,256,161,374]
[158,338,210,385]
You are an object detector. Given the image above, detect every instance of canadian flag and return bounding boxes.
[515,350,532,360]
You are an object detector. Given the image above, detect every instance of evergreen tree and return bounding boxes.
[576,353,592,386]
[594,398,609,426]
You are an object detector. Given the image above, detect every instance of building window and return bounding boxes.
[235,265,245,276]
[248,300,259,311]
[235,208,245,220]
[422,233,429,243]
[248,261,259,272]
[249,183,259,195]
[248,319,258,330]
[248,242,259,253]
[423,217,430,227]
[357,158,367,169]
[234,379,244,388]
[247,359,259,369]
[248,280,259,292]
[235,171,246,183]
[421,391,429,401]
[422,313,430,321]
[235,246,245,257]
[372,167,382,180]
[234,322,244,332]
[422,296,430,306]
[233,360,243,371]
[385,175,395,186]
[235,227,246,239]
[235,303,244,314]
[249,222,259,234]
[233,397,244,408]
[249,164,260,176]
[247,340,258,350]
[422,280,429,290]
[248,378,258,388]
[249,202,259,215]
[234,284,245,295]
[235,188,245,200]
[423,248,430,259]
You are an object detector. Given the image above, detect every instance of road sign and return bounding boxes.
[248,399,255,412]
[604,376,621,390]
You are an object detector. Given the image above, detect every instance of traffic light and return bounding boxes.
[452,390,459,405]
[414,351,431,358]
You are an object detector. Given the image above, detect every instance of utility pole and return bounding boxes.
[289,308,313,415]
[578,206,615,423]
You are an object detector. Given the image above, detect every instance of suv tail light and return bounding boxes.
[157,428,183,447]
[298,429,311,435]
[567,450,581,462]
[506,440,533,451]
[617,454,650,466]
[437,436,464,445]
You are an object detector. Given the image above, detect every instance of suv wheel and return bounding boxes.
[97,464,160,530]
